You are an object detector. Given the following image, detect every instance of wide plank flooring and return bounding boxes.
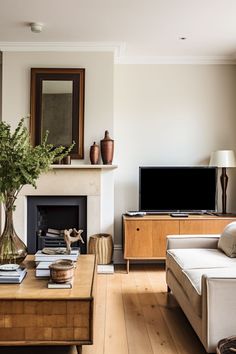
[84,264,207,354]
[0,264,207,354]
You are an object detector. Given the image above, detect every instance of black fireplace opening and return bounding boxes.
[27,196,87,254]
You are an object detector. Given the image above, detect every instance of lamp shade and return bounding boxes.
[209,150,236,168]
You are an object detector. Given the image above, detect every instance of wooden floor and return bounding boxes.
[84,264,207,354]
[0,264,207,354]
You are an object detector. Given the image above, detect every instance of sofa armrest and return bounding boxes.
[202,275,236,352]
[166,234,220,250]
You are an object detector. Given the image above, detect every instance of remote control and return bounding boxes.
[125,211,146,217]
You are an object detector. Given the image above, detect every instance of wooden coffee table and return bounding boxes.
[0,254,96,354]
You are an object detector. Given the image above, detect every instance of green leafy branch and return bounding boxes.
[0,118,74,209]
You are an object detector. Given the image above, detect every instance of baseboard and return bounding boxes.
[113,244,125,264]
[113,244,166,265]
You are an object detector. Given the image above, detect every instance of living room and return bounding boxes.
[1,1,236,353]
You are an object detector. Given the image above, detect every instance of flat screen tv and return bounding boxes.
[139,166,217,213]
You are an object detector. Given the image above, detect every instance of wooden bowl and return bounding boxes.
[49,259,74,283]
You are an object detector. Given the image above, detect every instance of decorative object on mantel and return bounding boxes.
[90,142,100,164]
[62,155,71,165]
[209,150,236,215]
[100,130,114,165]
[0,118,73,264]
[64,228,84,254]
[52,152,72,165]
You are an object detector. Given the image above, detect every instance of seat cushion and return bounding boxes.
[166,248,236,286]
[218,221,236,257]
[182,268,236,316]
[166,248,236,316]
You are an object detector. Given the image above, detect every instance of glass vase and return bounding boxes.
[0,207,28,264]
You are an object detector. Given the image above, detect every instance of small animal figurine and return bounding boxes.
[64,228,84,254]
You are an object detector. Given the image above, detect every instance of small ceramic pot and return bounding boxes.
[49,259,74,283]
[63,155,71,165]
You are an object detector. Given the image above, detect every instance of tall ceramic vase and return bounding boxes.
[100,130,114,165]
[0,197,27,264]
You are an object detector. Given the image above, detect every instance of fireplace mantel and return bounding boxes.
[10,166,117,247]
[51,164,117,170]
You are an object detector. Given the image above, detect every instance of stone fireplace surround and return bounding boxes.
[8,165,117,252]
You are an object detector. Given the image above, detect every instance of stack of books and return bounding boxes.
[47,279,73,289]
[0,267,27,284]
[36,261,52,277]
[45,228,64,238]
[35,248,79,278]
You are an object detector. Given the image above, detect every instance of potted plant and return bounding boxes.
[0,118,73,264]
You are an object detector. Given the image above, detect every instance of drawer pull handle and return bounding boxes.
[136,228,140,231]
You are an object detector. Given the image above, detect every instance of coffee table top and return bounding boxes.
[0,254,96,300]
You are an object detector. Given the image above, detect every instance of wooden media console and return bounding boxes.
[123,214,236,272]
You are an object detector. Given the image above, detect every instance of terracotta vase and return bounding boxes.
[90,142,100,164]
[100,131,114,165]
[0,201,28,264]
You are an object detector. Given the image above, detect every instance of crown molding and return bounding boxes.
[0,41,126,58]
[0,42,235,65]
[116,55,236,65]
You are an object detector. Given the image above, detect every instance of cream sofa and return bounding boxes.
[166,234,236,353]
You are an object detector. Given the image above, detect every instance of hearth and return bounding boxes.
[27,196,87,253]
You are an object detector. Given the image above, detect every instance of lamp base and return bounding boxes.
[212,212,236,217]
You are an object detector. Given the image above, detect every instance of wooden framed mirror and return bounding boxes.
[30,68,85,159]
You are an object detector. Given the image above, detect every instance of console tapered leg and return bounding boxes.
[76,345,82,354]
[127,260,129,273]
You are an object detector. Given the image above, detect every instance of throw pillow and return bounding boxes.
[218,221,236,257]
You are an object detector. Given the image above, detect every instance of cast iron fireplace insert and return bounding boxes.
[27,196,87,254]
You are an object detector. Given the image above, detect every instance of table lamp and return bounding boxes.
[209,150,236,214]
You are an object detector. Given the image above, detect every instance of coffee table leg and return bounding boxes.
[76,345,82,354]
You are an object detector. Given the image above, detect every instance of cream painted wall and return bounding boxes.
[1,51,114,163]
[0,52,2,121]
[2,54,236,258]
[114,64,236,253]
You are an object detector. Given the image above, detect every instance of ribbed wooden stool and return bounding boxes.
[88,234,113,264]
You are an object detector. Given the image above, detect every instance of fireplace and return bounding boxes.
[27,196,87,254]
[12,166,116,260]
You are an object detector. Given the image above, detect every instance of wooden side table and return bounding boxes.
[0,255,96,354]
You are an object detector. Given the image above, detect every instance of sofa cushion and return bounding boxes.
[218,221,236,257]
[166,248,236,316]
[166,248,236,286]
[182,268,236,316]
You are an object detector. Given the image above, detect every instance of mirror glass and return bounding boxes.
[30,68,85,159]
[41,80,73,146]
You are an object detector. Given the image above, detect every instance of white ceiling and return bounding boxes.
[1,0,236,63]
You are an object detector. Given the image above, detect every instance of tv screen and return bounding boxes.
[139,166,217,213]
